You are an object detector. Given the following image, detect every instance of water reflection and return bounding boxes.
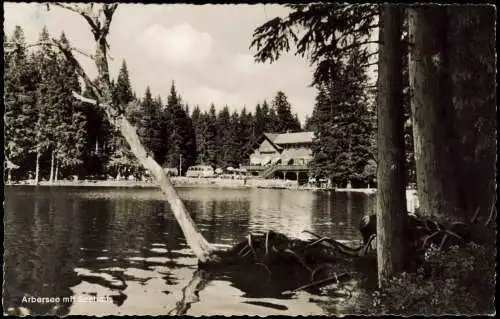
[4,186,375,316]
[4,188,81,316]
[248,189,316,239]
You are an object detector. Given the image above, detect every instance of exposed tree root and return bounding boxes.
[197,212,486,295]
[291,272,352,293]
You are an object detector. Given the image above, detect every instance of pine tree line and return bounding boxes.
[5,26,87,183]
[5,24,378,184]
[4,25,304,181]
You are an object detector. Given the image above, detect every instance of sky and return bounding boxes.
[4,3,320,124]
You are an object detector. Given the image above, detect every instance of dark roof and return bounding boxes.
[242,131,314,156]
[272,132,314,145]
[263,133,279,143]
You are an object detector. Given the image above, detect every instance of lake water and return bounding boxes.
[3,186,376,316]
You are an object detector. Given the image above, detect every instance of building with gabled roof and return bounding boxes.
[241,131,314,184]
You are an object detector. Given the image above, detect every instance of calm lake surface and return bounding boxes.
[3,186,376,316]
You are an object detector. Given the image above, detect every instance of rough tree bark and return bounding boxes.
[49,150,55,183]
[407,6,460,220]
[35,151,40,185]
[55,159,59,182]
[408,5,496,227]
[376,4,407,288]
[445,5,496,235]
[51,3,216,262]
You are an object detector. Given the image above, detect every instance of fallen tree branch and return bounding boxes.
[6,40,96,61]
[470,206,481,224]
[485,199,496,226]
[168,270,210,315]
[291,272,351,293]
[72,91,98,104]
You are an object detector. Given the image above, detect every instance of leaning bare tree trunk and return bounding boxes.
[376,4,407,288]
[51,4,215,262]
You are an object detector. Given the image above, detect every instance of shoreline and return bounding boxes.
[4,178,417,195]
[2,178,356,191]
[5,178,419,211]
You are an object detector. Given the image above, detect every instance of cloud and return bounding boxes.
[139,23,212,66]
[4,3,317,124]
[230,53,271,75]
[189,86,246,111]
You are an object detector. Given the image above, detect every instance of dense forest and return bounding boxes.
[4,25,307,182]
[5,24,385,186]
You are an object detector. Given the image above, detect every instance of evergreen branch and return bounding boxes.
[7,41,97,61]
[49,38,103,103]
[338,40,381,53]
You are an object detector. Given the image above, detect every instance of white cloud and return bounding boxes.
[139,23,212,66]
[4,3,317,124]
[230,53,271,75]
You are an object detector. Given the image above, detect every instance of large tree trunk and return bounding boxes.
[408,5,496,226]
[445,5,496,230]
[376,4,407,288]
[407,6,460,220]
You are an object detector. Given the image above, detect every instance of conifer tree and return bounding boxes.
[106,80,141,179]
[113,59,134,109]
[137,87,158,156]
[254,103,266,138]
[227,111,242,167]
[310,48,374,186]
[267,103,279,133]
[215,106,232,167]
[260,100,273,133]
[52,32,87,178]
[202,104,218,166]
[4,26,39,179]
[272,91,301,133]
[191,105,205,165]
[32,26,58,182]
[163,82,197,173]
[236,107,254,164]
